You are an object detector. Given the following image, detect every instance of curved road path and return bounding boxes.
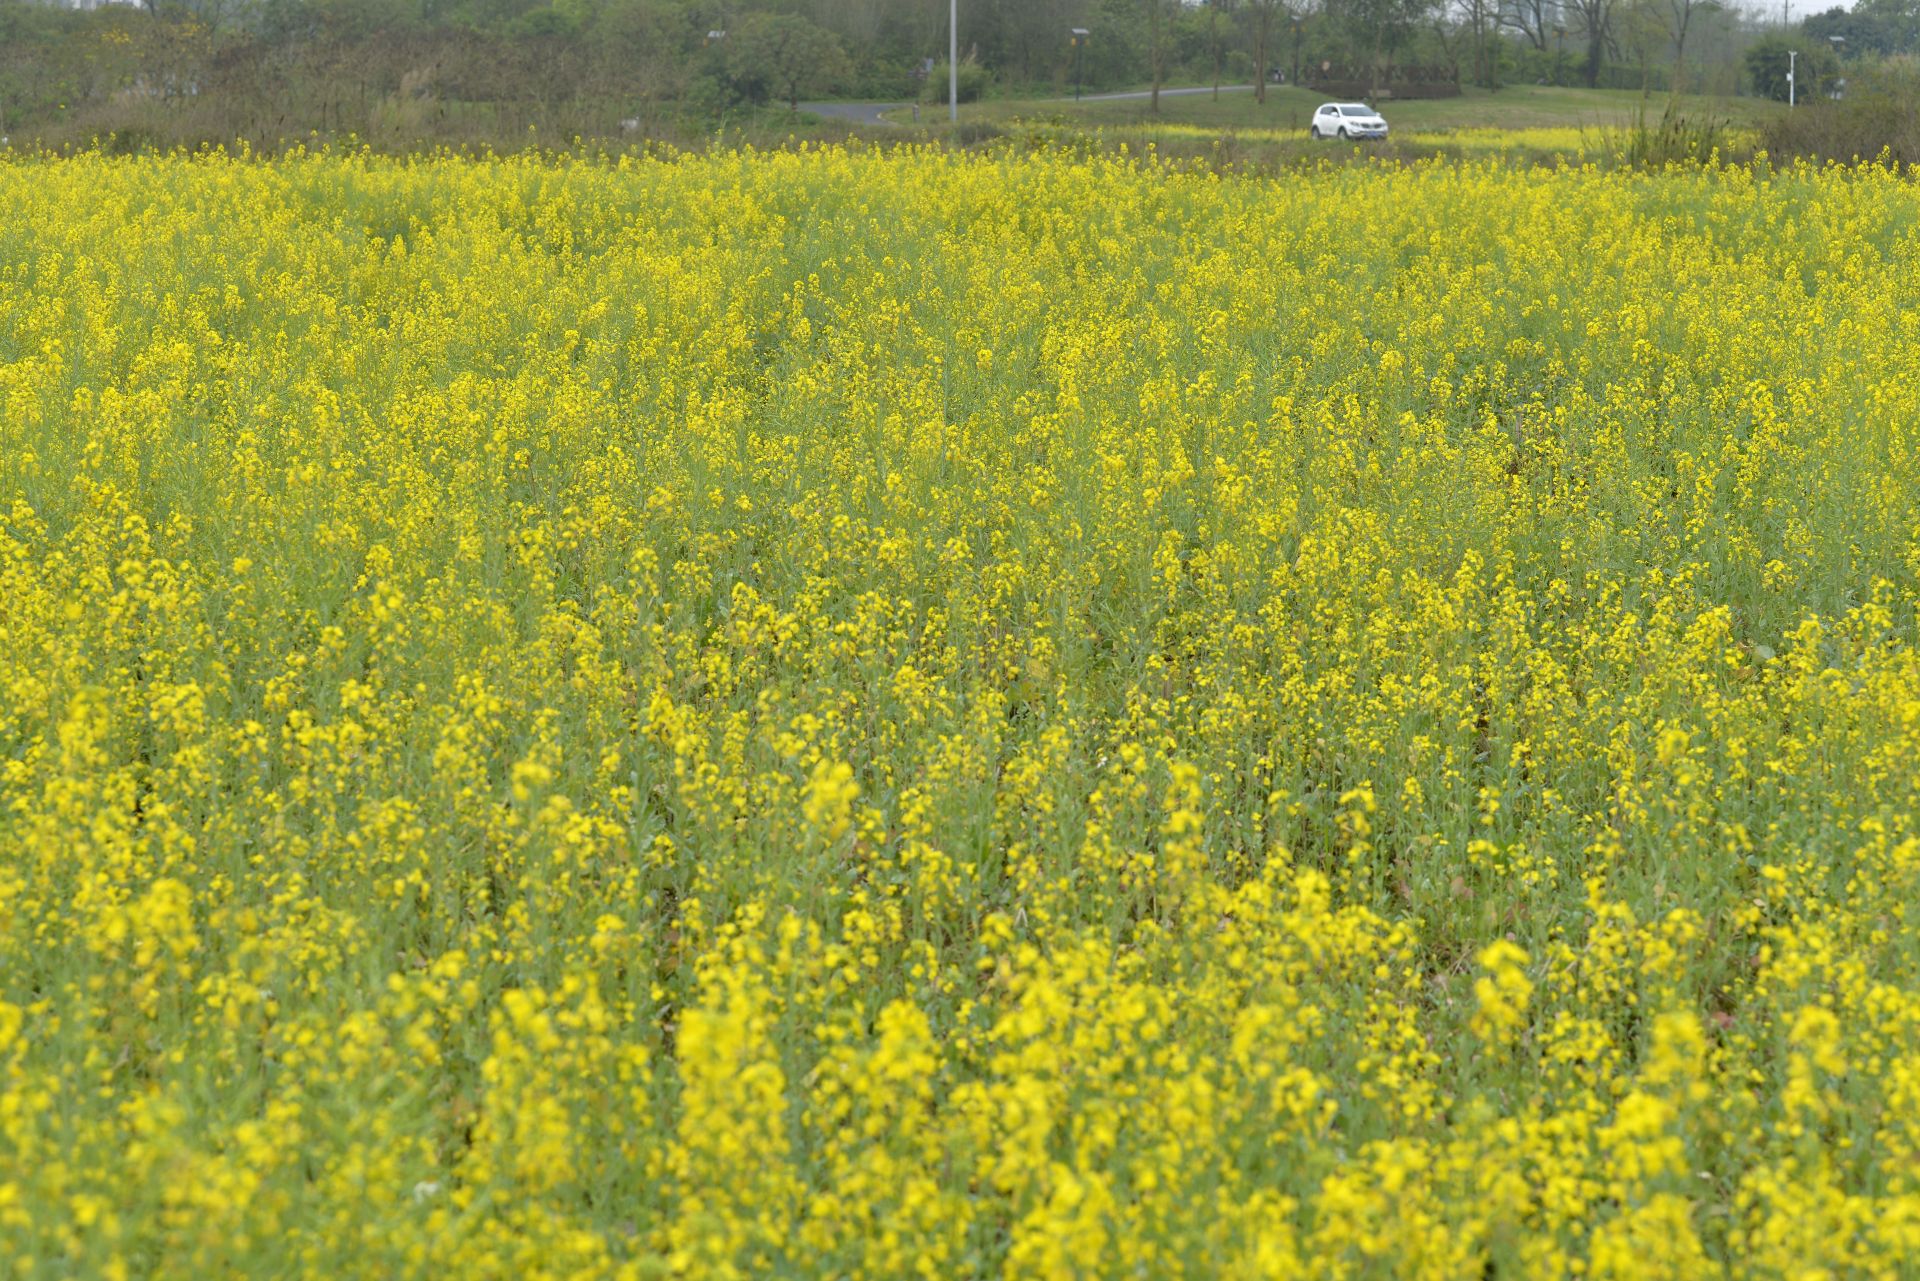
[1073,83,1259,102]
[800,83,1259,126]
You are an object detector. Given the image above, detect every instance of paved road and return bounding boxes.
[1067,83,1258,102]
[799,83,1261,126]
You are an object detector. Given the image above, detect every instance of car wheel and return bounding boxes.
[1338,127,1349,139]
[1310,126,1321,139]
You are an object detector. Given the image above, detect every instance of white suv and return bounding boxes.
[1310,102,1389,140]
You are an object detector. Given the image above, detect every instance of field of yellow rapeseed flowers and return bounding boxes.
[3,146,1919,1279]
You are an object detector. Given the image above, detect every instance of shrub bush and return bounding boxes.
[1758,63,1920,165]
[1600,98,1733,167]
[919,61,990,104]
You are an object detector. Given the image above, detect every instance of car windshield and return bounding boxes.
[1341,105,1374,116]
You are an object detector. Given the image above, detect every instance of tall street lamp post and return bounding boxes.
[950,0,959,123]
[1071,28,1089,102]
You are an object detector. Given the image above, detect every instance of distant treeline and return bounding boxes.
[2,0,1918,149]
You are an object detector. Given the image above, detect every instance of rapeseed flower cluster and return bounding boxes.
[2,145,1919,1277]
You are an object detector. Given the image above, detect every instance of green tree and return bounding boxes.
[726,11,852,109]
[1801,7,1881,55]
[1853,0,1920,53]
[1326,0,1434,94]
[1744,32,1840,101]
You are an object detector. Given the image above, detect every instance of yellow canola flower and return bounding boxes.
[1472,939,1534,1047]
[803,760,860,843]
[0,145,1915,1278]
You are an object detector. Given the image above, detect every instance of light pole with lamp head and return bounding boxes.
[1071,29,1089,102]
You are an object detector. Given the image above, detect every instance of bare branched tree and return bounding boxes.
[1244,0,1281,101]
[1661,0,1717,90]
[1563,0,1615,84]
[1499,0,1555,50]
[1448,0,1502,86]
[1147,0,1167,111]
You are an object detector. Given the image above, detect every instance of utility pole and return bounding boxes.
[1787,48,1796,106]
[950,0,959,123]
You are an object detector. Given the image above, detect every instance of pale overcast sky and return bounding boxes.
[1779,0,1845,17]
[1722,0,1844,20]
